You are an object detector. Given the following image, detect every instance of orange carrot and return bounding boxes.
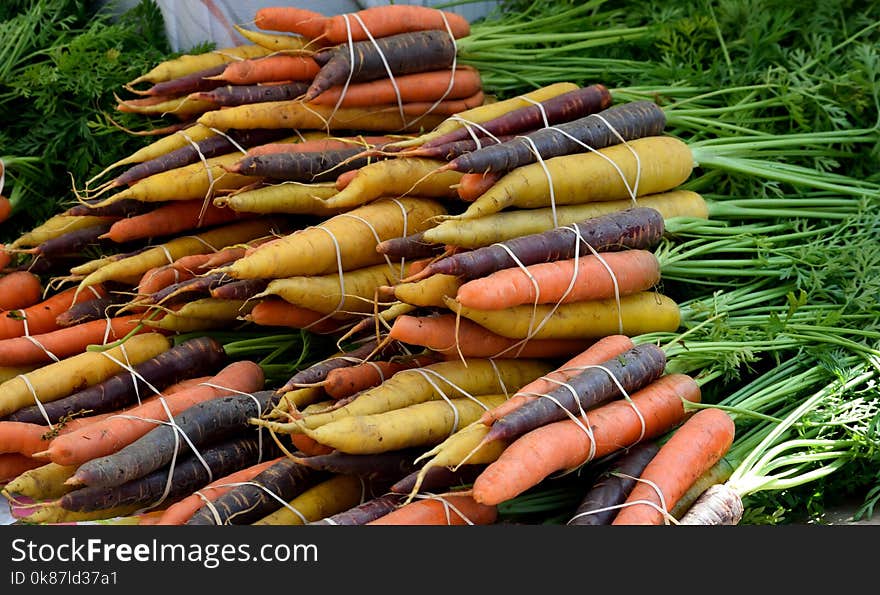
[321,355,440,400]
[472,373,702,506]
[0,412,121,457]
[163,375,213,395]
[0,453,42,483]
[397,91,486,117]
[611,407,736,525]
[152,457,284,525]
[456,250,662,310]
[255,6,471,43]
[335,169,359,190]
[41,360,265,467]
[310,68,482,108]
[457,171,503,201]
[0,285,107,340]
[479,334,635,425]
[246,298,352,335]
[100,200,249,243]
[136,266,196,298]
[367,493,495,525]
[254,7,328,39]
[0,196,11,224]
[213,54,320,85]
[0,314,150,368]
[388,314,592,359]
[0,245,10,270]
[0,272,42,311]
[290,433,335,457]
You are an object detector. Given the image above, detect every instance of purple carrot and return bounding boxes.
[55,293,129,327]
[111,128,291,189]
[191,81,309,107]
[60,435,278,513]
[308,493,404,525]
[390,463,486,495]
[3,337,227,424]
[26,222,114,257]
[227,147,373,182]
[210,278,270,301]
[276,339,385,393]
[440,100,667,175]
[567,440,660,525]
[485,344,668,444]
[139,63,229,97]
[410,207,666,281]
[375,231,445,259]
[65,199,153,217]
[423,83,614,149]
[289,449,420,482]
[304,30,457,101]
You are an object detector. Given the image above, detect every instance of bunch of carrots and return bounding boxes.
[2,3,877,526]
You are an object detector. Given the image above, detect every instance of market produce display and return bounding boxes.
[1,0,879,526]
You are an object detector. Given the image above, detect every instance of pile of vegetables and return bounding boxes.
[1,0,879,526]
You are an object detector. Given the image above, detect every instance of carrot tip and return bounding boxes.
[63,476,85,487]
[30,450,51,459]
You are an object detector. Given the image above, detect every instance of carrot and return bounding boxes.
[677,483,745,525]
[0,333,171,419]
[0,365,38,384]
[296,358,552,431]
[386,82,580,151]
[457,171,503,202]
[367,493,496,525]
[669,457,737,521]
[153,457,284,525]
[185,457,330,525]
[214,181,340,215]
[210,278,270,302]
[233,24,312,52]
[245,297,350,334]
[486,343,667,445]
[2,462,77,501]
[397,92,487,117]
[321,355,439,400]
[413,207,666,282]
[288,449,421,481]
[277,339,385,395]
[306,29,457,101]
[311,67,482,108]
[421,83,613,149]
[257,260,415,316]
[75,218,283,294]
[69,390,278,488]
[143,298,254,333]
[136,63,228,97]
[15,502,143,524]
[0,314,153,368]
[196,100,448,134]
[567,440,661,525]
[319,158,463,210]
[126,44,274,87]
[390,463,485,496]
[104,128,289,191]
[64,199,152,218]
[0,419,92,457]
[0,196,11,224]
[228,147,373,182]
[41,359,265,467]
[423,190,709,249]
[391,274,462,308]
[403,135,517,163]
[0,245,10,270]
[254,7,328,39]
[455,136,695,220]
[100,201,249,243]
[441,100,666,175]
[245,136,392,158]
[115,95,216,120]
[302,394,508,455]
[9,215,117,250]
[137,273,227,310]
[456,249,662,310]
[472,373,702,506]
[481,334,635,424]
[310,493,403,525]
[90,153,266,208]
[388,314,591,359]
[0,453,42,483]
[59,435,276,513]
[190,81,310,107]
[374,231,446,259]
[335,169,358,191]
[290,433,335,456]
[612,408,736,525]
[212,54,320,85]
[22,222,113,257]
[5,336,226,425]
[0,272,42,311]
[445,291,682,340]
[328,6,470,43]
[218,198,446,280]
[253,473,368,525]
